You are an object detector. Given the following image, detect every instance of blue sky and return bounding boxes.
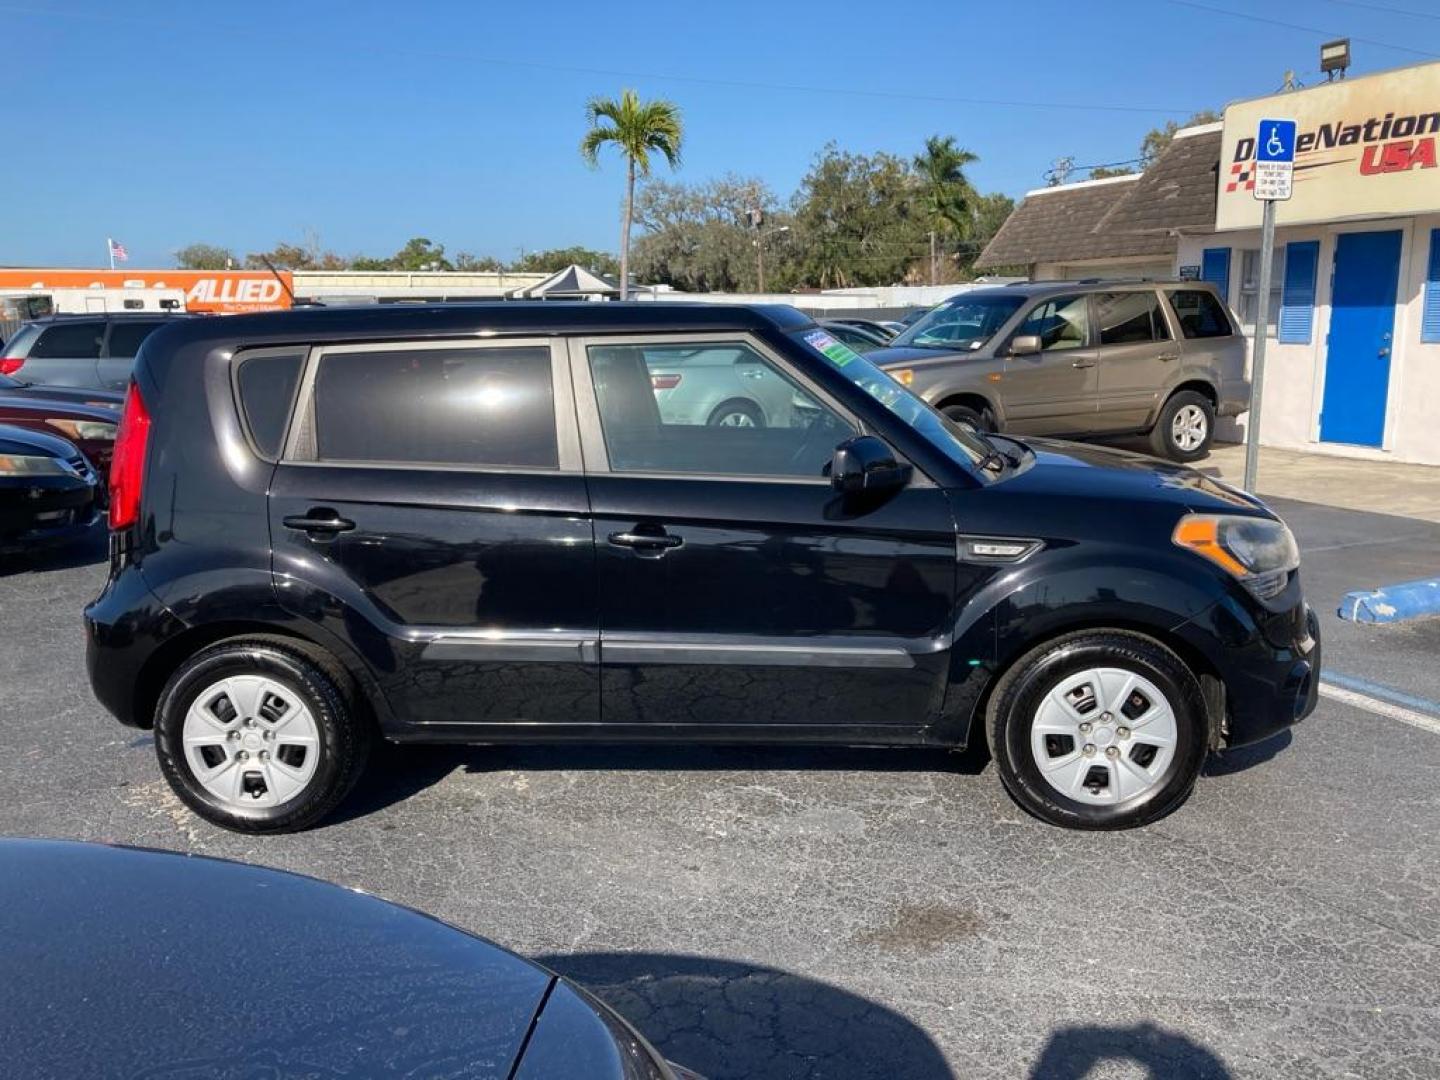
[4,0,1437,268]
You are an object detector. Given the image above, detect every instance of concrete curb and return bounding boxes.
[1338,578,1440,623]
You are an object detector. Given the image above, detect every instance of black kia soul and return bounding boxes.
[85,304,1318,833]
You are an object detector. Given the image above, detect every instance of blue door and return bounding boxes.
[1321,230,1402,447]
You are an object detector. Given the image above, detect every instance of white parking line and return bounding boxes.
[1319,681,1440,736]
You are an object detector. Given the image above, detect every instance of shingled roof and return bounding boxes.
[976,124,1222,269]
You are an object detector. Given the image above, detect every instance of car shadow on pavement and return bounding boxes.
[1028,1021,1232,1078]
[329,740,992,827]
[534,951,956,1080]
[1202,729,1292,777]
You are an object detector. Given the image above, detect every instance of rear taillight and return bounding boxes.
[108,381,151,530]
[0,357,23,376]
[650,373,682,390]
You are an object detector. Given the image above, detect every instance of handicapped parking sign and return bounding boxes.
[1253,118,1296,200]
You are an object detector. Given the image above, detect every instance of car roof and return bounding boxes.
[145,300,818,351]
[24,312,193,325]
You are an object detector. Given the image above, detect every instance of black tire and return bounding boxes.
[986,630,1208,830]
[707,398,765,428]
[1149,390,1215,462]
[155,638,372,833]
[941,402,994,433]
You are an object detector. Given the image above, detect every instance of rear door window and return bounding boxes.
[105,321,165,358]
[30,322,104,358]
[1092,291,1170,345]
[1165,290,1234,339]
[307,344,559,469]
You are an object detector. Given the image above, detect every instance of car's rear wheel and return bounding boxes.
[708,399,765,428]
[941,402,994,433]
[154,639,371,833]
[1150,390,1214,462]
[987,630,1208,830]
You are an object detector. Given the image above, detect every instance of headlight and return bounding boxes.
[0,454,70,476]
[1172,513,1299,599]
[46,419,118,441]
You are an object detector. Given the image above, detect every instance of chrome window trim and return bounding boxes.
[281,336,580,472]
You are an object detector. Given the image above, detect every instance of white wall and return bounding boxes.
[1178,214,1440,466]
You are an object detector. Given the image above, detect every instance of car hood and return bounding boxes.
[0,839,558,1079]
[0,422,76,457]
[0,384,123,409]
[998,437,1270,516]
[867,344,979,368]
[0,393,121,424]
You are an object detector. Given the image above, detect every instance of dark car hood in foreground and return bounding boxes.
[0,383,123,410]
[999,437,1269,516]
[0,422,76,458]
[0,839,672,1079]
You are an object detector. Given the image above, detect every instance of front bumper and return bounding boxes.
[0,480,98,554]
[1174,581,1320,748]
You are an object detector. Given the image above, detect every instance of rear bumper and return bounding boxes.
[1174,582,1320,748]
[84,562,185,728]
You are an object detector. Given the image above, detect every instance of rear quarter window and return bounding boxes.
[1166,290,1234,339]
[31,321,104,359]
[236,351,304,459]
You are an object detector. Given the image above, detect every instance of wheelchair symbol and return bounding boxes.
[1266,127,1285,157]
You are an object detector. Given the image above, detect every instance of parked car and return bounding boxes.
[823,317,899,341]
[0,422,99,554]
[0,312,190,391]
[816,319,891,353]
[645,342,806,428]
[0,372,121,477]
[866,281,1249,462]
[0,838,698,1079]
[86,304,1317,834]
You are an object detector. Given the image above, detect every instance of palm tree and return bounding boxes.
[580,89,683,300]
[913,135,978,284]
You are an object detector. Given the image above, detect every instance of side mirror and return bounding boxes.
[830,435,913,496]
[1009,334,1042,356]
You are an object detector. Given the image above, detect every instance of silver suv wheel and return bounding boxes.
[1171,404,1208,453]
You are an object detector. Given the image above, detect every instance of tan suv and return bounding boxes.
[869,280,1249,462]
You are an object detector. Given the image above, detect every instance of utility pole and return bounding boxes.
[929,231,938,286]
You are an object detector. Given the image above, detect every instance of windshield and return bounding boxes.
[793,328,993,469]
[893,293,1025,351]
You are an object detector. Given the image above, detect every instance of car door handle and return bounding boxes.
[283,510,355,534]
[608,530,683,551]
[1071,358,1096,369]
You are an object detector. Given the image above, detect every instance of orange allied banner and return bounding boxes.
[0,268,294,313]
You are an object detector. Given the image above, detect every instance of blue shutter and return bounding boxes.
[1423,229,1440,344]
[1201,247,1231,302]
[1278,241,1319,345]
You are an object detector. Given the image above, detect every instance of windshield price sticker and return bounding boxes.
[804,329,858,367]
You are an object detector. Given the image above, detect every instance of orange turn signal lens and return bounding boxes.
[892,368,914,386]
[1171,516,1248,577]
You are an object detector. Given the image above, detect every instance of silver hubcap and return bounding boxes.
[183,676,320,809]
[717,411,756,428]
[1030,667,1178,805]
[1171,404,1208,452]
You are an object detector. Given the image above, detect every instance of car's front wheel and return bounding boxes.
[154,639,371,833]
[941,402,994,433]
[987,630,1208,830]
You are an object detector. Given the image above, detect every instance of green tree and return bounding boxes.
[912,136,977,284]
[631,176,785,292]
[790,144,924,289]
[454,252,505,272]
[580,88,683,300]
[511,246,621,278]
[174,243,236,270]
[390,237,453,271]
[243,242,318,270]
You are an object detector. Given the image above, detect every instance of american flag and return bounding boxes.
[107,237,128,263]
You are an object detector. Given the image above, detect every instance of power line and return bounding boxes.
[1320,0,1440,22]
[0,2,1204,116]
[1165,0,1440,58]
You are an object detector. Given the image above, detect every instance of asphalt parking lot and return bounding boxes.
[3,495,1438,1079]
